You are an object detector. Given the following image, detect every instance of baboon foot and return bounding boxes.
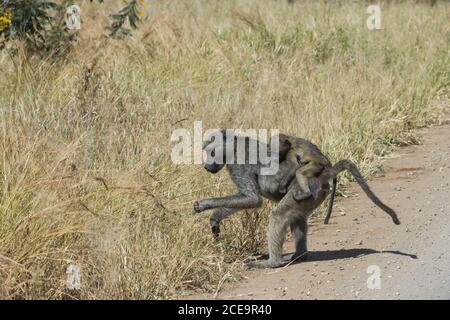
[291,251,308,262]
[247,259,284,269]
[292,191,312,202]
[210,219,221,239]
[193,200,207,213]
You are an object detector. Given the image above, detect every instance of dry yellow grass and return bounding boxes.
[0,0,448,299]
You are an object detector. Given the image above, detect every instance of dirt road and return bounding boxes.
[193,123,450,300]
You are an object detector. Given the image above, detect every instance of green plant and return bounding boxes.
[0,0,146,58]
[109,0,146,38]
[0,0,72,57]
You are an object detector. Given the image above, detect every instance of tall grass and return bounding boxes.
[0,0,448,299]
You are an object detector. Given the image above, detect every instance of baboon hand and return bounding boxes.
[279,186,287,194]
[193,200,208,213]
[210,218,221,239]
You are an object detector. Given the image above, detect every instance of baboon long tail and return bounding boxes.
[324,178,337,225]
[325,160,400,225]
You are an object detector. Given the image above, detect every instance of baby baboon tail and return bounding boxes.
[324,160,400,225]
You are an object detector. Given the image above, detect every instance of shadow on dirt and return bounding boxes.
[285,248,418,264]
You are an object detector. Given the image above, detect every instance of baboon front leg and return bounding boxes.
[290,216,308,262]
[209,207,240,238]
[193,193,262,213]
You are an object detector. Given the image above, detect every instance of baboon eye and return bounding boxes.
[211,150,215,157]
[296,154,301,163]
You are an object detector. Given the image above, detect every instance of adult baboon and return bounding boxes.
[194,130,400,268]
[193,130,302,238]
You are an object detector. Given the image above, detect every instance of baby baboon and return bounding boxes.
[277,134,333,200]
[249,159,401,269]
[276,133,338,223]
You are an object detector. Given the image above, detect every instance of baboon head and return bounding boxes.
[274,133,292,161]
[202,130,229,174]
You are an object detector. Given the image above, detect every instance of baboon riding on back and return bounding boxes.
[194,130,400,268]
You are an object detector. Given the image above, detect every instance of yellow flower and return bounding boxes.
[0,9,12,32]
[0,16,12,32]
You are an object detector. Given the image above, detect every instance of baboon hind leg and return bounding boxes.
[248,203,293,269]
[290,216,308,262]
